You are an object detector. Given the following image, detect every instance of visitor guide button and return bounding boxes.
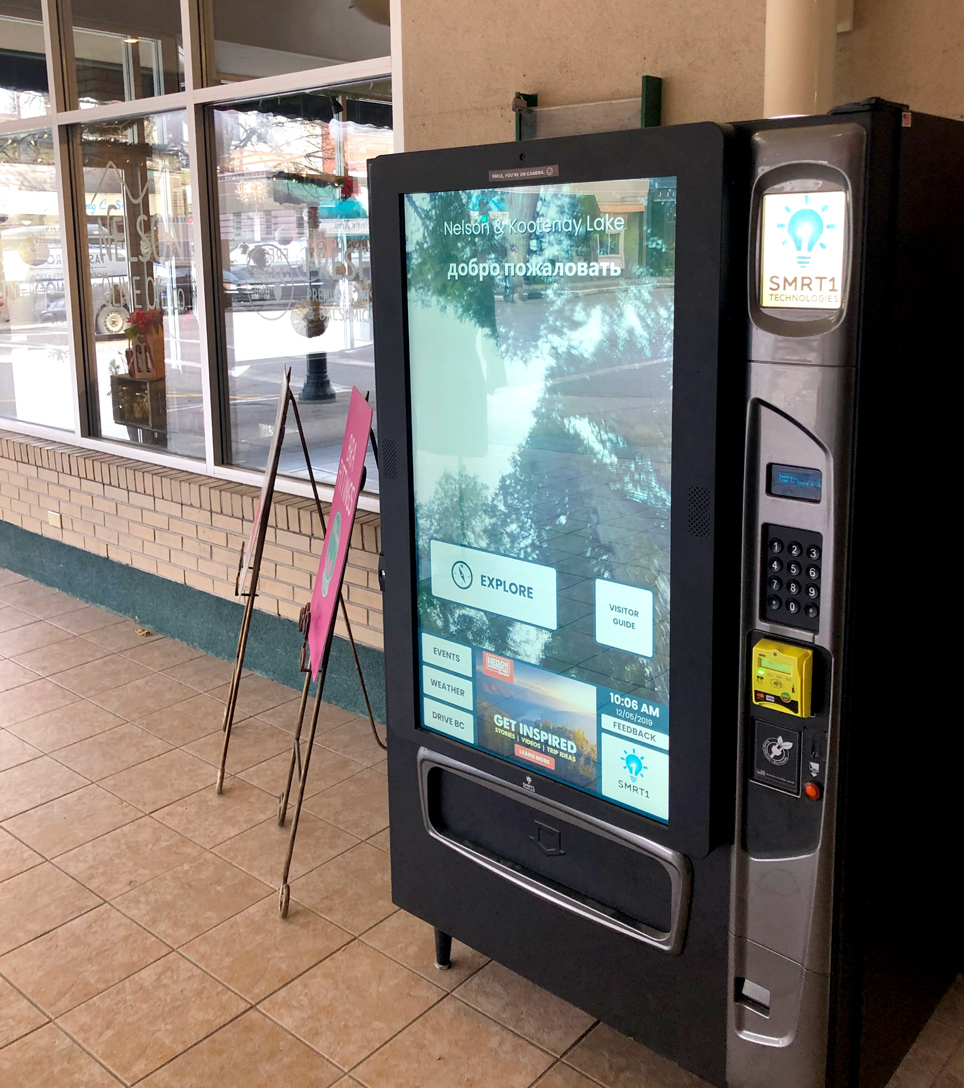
[423,697,476,744]
[431,540,558,630]
[422,664,474,710]
[420,632,473,677]
[594,579,654,657]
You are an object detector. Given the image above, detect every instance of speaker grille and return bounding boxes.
[382,438,398,481]
[687,486,711,537]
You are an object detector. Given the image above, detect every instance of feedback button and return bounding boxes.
[431,540,557,630]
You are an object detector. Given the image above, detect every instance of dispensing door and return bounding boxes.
[727,122,867,1088]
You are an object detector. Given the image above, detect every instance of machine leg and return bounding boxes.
[434,928,452,971]
[278,671,312,826]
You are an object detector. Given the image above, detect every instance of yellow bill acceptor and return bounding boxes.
[751,638,812,718]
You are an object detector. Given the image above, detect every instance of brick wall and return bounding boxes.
[0,431,384,650]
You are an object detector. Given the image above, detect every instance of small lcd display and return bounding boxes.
[768,464,822,503]
[760,190,846,310]
[759,657,792,675]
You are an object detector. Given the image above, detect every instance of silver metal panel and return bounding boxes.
[728,120,866,1087]
[416,747,692,956]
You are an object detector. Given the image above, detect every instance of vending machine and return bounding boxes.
[369,98,961,1088]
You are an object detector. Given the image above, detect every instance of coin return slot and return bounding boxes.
[736,977,771,1017]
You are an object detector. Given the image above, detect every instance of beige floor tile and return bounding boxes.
[2,784,140,858]
[0,621,73,658]
[215,811,357,886]
[0,976,46,1047]
[57,816,203,900]
[154,778,278,848]
[0,903,167,1016]
[113,851,270,946]
[240,746,365,797]
[291,842,395,935]
[60,952,246,1083]
[138,1009,342,1088]
[0,568,26,585]
[566,1023,711,1088]
[935,1039,964,1087]
[367,827,390,852]
[101,748,216,812]
[53,723,172,780]
[262,940,443,1069]
[135,692,228,745]
[121,637,205,671]
[182,894,350,1002]
[52,653,152,697]
[48,604,122,636]
[208,674,300,717]
[534,1064,602,1088]
[259,697,354,735]
[354,994,554,1088]
[83,620,164,652]
[362,910,488,992]
[0,583,87,620]
[318,718,386,767]
[92,672,197,719]
[0,863,99,955]
[0,827,42,882]
[0,678,79,727]
[0,604,35,633]
[6,700,125,752]
[456,962,595,1055]
[935,977,964,1029]
[13,636,109,678]
[164,654,243,692]
[0,1023,117,1088]
[0,756,86,822]
[304,768,388,839]
[0,658,39,692]
[0,730,40,772]
[187,717,291,772]
[891,1019,964,1088]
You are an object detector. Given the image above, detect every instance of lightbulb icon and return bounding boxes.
[776,194,838,267]
[621,750,646,781]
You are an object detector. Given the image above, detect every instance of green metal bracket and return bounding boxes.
[641,76,662,127]
[513,92,538,141]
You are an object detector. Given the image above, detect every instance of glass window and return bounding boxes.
[210,0,390,84]
[0,0,49,123]
[71,0,183,108]
[0,129,74,430]
[77,110,202,456]
[211,85,392,488]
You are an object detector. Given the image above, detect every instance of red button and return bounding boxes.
[804,782,821,801]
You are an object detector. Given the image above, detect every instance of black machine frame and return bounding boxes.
[370,122,742,863]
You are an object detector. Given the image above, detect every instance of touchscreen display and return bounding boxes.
[760,190,846,309]
[404,177,676,824]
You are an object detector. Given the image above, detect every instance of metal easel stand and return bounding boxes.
[277,417,384,918]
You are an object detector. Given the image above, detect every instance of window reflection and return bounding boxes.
[213,86,391,489]
[71,0,183,108]
[0,130,73,430]
[211,0,389,84]
[78,111,202,455]
[0,0,49,123]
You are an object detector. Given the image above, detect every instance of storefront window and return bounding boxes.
[0,129,73,430]
[0,1,49,123]
[211,85,391,487]
[71,0,183,108]
[211,0,389,84]
[77,110,202,456]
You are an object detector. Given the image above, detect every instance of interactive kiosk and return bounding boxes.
[370,99,961,1087]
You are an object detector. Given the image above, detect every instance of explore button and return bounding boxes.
[430,540,557,630]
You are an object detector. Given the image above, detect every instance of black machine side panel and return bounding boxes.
[829,106,964,1088]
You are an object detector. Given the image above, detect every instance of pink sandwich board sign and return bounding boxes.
[307,387,373,679]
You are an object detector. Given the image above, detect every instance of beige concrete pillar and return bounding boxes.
[764,0,838,116]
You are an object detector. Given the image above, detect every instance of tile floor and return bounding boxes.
[0,567,961,1088]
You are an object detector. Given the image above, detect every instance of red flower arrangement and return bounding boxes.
[124,308,163,339]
